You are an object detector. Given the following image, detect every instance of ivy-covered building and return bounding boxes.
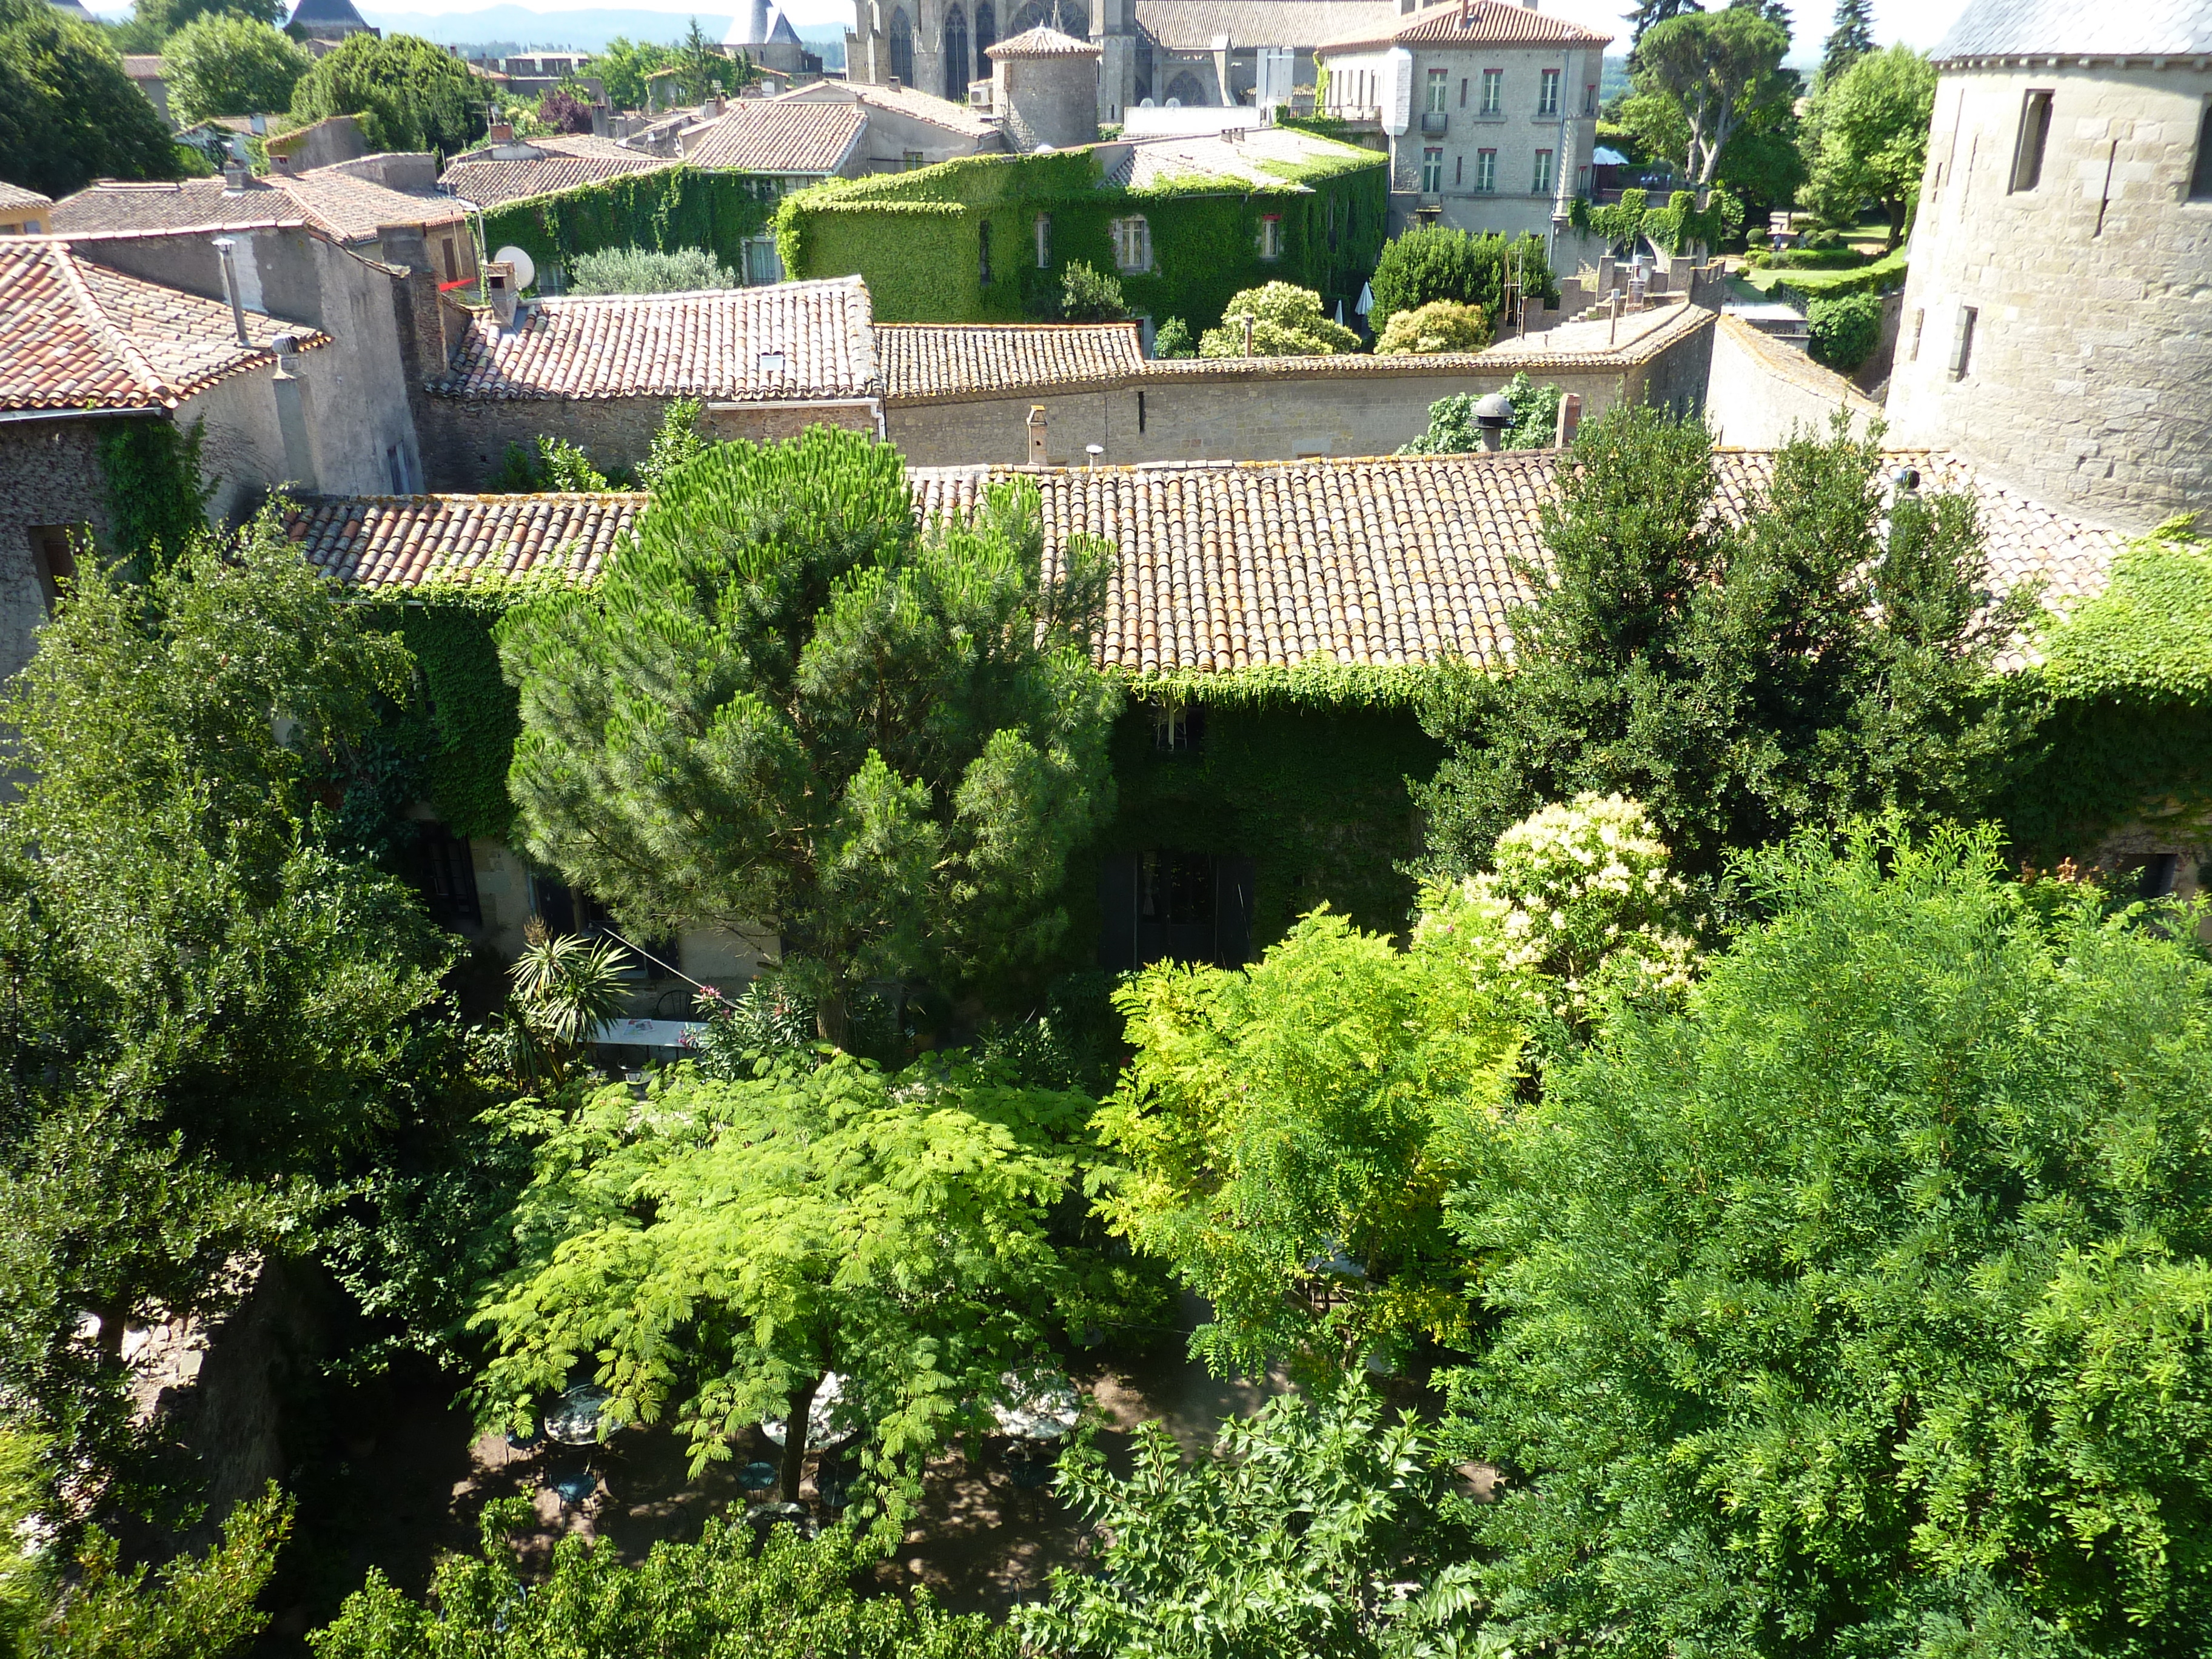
[281,446,2147,981]
[776,124,1388,337]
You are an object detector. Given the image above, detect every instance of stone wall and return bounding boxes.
[88,229,427,498]
[1883,59,2212,530]
[0,418,110,688]
[420,396,881,488]
[887,306,1716,466]
[1705,314,1882,451]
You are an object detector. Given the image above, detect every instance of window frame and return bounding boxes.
[1034,209,1051,267]
[2008,88,2053,193]
[1425,66,1447,113]
[1480,67,1503,116]
[1421,146,1444,192]
[1948,304,1977,379]
[1257,212,1282,259]
[1532,147,1553,196]
[1475,147,1496,192]
[1538,67,1560,117]
[1111,214,1152,273]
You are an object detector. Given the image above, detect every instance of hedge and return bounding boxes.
[774,140,1388,332]
[1771,248,1909,309]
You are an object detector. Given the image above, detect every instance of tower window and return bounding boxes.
[1948,305,1977,379]
[1034,210,1051,267]
[2192,102,2212,198]
[2009,89,2052,192]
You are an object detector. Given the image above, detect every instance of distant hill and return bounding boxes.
[358,4,848,64]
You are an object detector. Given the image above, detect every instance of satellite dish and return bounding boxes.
[493,245,537,290]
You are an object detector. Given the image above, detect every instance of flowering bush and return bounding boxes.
[1415,792,1698,1028]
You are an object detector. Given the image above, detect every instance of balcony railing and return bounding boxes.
[1419,110,1447,135]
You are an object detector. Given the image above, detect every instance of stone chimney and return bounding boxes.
[484,260,520,330]
[488,121,513,142]
[377,223,458,391]
[1554,391,1582,449]
[269,149,295,176]
[1027,404,1047,465]
[270,333,318,492]
[222,158,250,193]
[590,99,610,137]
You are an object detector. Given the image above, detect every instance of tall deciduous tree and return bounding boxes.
[1804,42,1937,247]
[472,1058,1098,1510]
[1413,408,2042,879]
[288,32,486,155]
[112,0,281,52]
[1445,823,2212,1655]
[590,34,677,112]
[0,522,454,1489]
[0,0,177,198]
[163,12,311,123]
[1631,5,1791,207]
[500,430,1118,1044]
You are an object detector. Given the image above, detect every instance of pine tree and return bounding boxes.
[1820,0,1875,85]
[1626,0,1697,46]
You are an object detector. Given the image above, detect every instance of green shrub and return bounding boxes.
[1151,316,1193,358]
[1373,298,1490,355]
[1368,224,1555,332]
[1198,281,1359,357]
[1806,289,1883,372]
[1058,259,1127,321]
[1743,245,1866,270]
[568,243,736,294]
[1769,246,1908,306]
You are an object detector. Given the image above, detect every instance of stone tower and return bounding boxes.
[988,24,1102,149]
[1883,0,2212,530]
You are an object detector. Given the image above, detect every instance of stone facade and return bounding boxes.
[418,396,882,488]
[1884,58,2212,531]
[886,304,1714,464]
[0,418,108,689]
[1704,314,1882,451]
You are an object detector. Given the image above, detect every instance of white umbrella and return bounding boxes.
[1356,281,1374,319]
[1335,298,1347,328]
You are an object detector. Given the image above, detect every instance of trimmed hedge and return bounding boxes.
[1742,246,1868,270]
[1772,248,1909,309]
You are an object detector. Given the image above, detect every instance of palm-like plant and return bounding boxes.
[509,925,634,1085]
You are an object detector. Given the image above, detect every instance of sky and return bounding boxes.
[93,0,1975,48]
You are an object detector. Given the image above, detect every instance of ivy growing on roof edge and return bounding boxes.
[774,142,1387,333]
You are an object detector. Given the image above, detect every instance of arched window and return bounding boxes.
[1165,69,1205,107]
[943,2,969,99]
[973,0,994,64]
[1007,0,1085,33]
[888,5,914,85]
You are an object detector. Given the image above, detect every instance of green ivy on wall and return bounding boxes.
[775,140,1389,334]
[477,166,776,290]
[1075,699,1443,960]
[95,417,212,575]
[361,584,531,843]
[2001,525,2212,858]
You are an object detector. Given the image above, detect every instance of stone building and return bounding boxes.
[987,24,1104,150]
[0,184,50,235]
[846,0,1402,128]
[1883,0,2212,532]
[1316,0,1608,238]
[415,276,885,486]
[284,0,375,43]
[0,240,340,684]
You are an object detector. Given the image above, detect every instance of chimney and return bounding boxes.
[221,158,250,193]
[270,333,318,491]
[484,260,519,329]
[1553,391,1582,449]
[1026,404,1047,465]
[590,99,610,137]
[269,149,295,176]
[210,236,250,345]
[488,121,514,142]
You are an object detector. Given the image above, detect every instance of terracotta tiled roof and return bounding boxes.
[839,81,999,138]
[878,322,1146,401]
[1320,0,1612,53]
[910,450,2125,674]
[429,276,880,401]
[289,451,2125,672]
[684,101,868,173]
[438,149,675,209]
[0,239,327,413]
[46,167,464,244]
[284,492,647,588]
[0,183,52,212]
[987,24,1102,55]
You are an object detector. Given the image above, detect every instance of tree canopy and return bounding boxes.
[1803,43,1938,247]
[1632,4,1792,205]
[1445,823,2212,1655]
[1413,408,2043,879]
[1366,226,1555,336]
[472,1057,1105,1512]
[590,34,678,112]
[0,0,177,198]
[287,31,485,155]
[0,521,454,1489]
[1818,0,1875,88]
[163,11,311,124]
[312,1498,1012,1658]
[500,429,1118,1042]
[1198,281,1359,357]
